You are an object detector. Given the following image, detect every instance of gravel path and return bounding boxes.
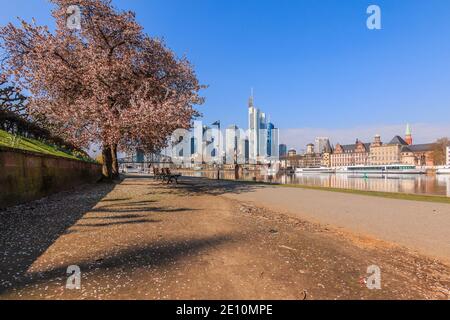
[0,176,449,300]
[222,183,450,263]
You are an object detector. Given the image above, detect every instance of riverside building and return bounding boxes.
[447,146,450,166]
[330,140,370,167]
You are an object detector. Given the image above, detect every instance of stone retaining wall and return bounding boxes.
[0,147,102,208]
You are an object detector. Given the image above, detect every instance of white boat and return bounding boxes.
[436,166,450,174]
[339,164,425,175]
[295,167,336,174]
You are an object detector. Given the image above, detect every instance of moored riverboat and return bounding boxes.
[337,164,426,175]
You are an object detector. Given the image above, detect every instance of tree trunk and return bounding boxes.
[111,144,120,180]
[102,145,113,181]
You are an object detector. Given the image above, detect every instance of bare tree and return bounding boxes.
[433,137,450,165]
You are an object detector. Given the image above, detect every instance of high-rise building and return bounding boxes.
[260,112,267,130]
[247,90,271,162]
[267,122,275,157]
[306,143,315,154]
[226,125,240,164]
[248,91,259,162]
[315,137,331,154]
[279,144,287,157]
[190,137,196,156]
[245,138,250,163]
[136,149,145,163]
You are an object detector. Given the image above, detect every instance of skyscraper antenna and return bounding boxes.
[248,87,254,108]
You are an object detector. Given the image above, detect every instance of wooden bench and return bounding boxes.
[153,168,165,180]
[163,168,181,184]
[166,173,182,184]
[154,168,181,184]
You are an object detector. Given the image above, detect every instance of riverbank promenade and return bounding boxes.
[1,176,449,299]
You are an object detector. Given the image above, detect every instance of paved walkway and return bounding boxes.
[223,183,450,263]
[0,176,449,299]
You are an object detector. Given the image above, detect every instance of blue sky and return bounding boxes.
[1,0,450,148]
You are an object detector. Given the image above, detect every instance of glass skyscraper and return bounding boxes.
[248,91,276,162]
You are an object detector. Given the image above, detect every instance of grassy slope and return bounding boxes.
[0,129,87,161]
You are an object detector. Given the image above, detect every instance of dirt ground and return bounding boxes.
[1,176,449,300]
[224,182,450,262]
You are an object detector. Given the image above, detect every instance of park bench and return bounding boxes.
[153,168,165,180]
[153,168,181,184]
[162,168,181,184]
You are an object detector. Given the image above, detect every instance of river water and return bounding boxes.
[181,170,450,197]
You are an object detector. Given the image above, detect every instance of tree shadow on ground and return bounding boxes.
[81,214,148,220]
[74,219,161,228]
[99,198,132,203]
[101,200,157,207]
[0,183,116,295]
[1,234,237,295]
[175,177,267,197]
[90,206,197,214]
[121,175,266,197]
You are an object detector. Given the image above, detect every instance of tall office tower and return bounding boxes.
[245,138,250,163]
[247,89,274,162]
[315,137,331,154]
[136,149,145,163]
[190,137,196,156]
[259,112,267,130]
[279,144,288,157]
[226,125,239,164]
[267,122,275,157]
[248,90,260,162]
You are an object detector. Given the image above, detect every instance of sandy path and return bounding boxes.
[1,176,449,300]
[222,183,450,263]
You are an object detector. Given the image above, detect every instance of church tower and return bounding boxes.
[405,123,413,145]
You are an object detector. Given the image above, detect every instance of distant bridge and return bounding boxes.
[118,153,173,164]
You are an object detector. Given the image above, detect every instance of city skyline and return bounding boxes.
[162,92,441,169]
[192,92,446,156]
[280,122,449,154]
[1,0,449,142]
[2,0,450,303]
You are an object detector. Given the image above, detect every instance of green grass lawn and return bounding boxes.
[0,129,92,162]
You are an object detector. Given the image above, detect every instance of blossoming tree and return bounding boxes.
[0,0,203,179]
